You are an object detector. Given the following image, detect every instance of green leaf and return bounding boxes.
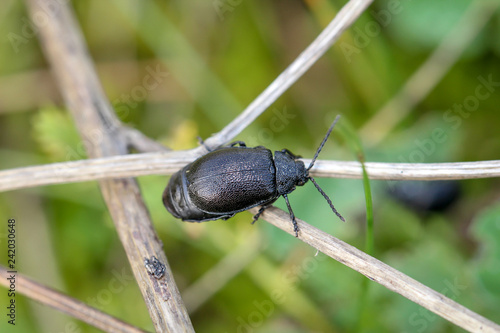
[32,106,85,161]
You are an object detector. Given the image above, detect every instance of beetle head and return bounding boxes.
[295,159,308,186]
[275,150,308,194]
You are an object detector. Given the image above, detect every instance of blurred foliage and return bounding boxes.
[1,0,500,332]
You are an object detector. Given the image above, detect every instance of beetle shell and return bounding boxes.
[163,145,306,222]
[187,147,277,212]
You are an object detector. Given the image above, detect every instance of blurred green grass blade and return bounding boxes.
[336,116,374,255]
[336,116,375,331]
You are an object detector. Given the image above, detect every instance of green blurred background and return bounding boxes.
[1,0,500,332]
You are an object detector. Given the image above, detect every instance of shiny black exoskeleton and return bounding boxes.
[163,116,344,236]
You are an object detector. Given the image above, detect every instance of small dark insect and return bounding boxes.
[144,256,166,279]
[163,115,344,237]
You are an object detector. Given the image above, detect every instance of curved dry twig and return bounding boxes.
[204,0,375,149]
[0,266,149,333]
[121,126,172,153]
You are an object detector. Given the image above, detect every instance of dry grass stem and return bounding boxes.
[0,266,149,333]
[26,0,193,331]
[360,0,500,145]
[252,206,500,333]
[1,155,500,192]
[204,0,375,149]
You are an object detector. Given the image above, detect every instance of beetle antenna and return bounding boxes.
[309,176,345,222]
[305,115,344,222]
[307,115,341,171]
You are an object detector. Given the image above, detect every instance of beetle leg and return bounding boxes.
[251,205,269,224]
[281,148,301,159]
[229,141,247,147]
[283,194,299,237]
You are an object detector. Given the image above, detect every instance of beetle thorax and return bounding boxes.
[274,150,308,195]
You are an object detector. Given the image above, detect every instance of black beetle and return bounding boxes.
[163,115,344,236]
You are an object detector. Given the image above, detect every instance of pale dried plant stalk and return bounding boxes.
[1,156,500,192]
